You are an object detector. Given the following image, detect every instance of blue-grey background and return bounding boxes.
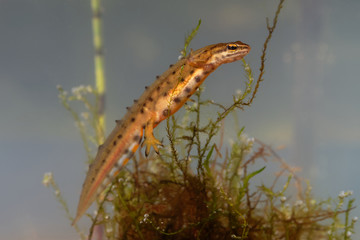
[1,0,359,239]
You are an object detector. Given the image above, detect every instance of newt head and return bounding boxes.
[188,41,250,68]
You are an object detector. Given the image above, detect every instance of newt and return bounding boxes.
[72,41,250,225]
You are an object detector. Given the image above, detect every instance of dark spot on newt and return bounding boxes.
[142,124,146,129]
[156,75,160,79]
[114,162,121,169]
[117,134,122,139]
[133,99,138,103]
[131,117,135,122]
[140,108,144,114]
[190,70,194,74]
[145,86,148,89]
[185,87,191,93]
[174,97,181,103]
[163,92,168,97]
[133,135,140,141]
[126,107,130,110]
[157,86,161,91]
[172,70,176,75]
[163,109,169,116]
[124,149,129,154]
[180,77,185,82]
[148,97,153,102]
[195,76,201,82]
[169,64,173,67]
[113,140,117,146]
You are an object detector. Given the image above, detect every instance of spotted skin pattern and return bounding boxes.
[72,41,250,225]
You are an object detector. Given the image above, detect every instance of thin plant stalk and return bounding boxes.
[91,0,106,144]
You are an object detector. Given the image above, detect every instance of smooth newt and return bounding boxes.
[72,41,250,225]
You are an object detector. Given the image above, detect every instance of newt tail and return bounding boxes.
[72,41,250,225]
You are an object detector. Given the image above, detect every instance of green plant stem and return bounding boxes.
[91,0,106,143]
[244,0,285,106]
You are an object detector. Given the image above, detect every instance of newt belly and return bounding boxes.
[72,41,250,225]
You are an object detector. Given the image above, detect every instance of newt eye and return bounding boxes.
[227,44,238,51]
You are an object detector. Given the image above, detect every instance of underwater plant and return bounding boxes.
[43,0,356,239]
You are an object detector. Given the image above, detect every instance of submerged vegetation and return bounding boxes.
[43,0,357,239]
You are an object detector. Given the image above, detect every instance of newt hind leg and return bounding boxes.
[141,119,163,156]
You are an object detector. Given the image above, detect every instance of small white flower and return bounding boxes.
[71,85,86,99]
[247,137,255,144]
[71,86,79,94]
[295,200,303,207]
[346,231,352,237]
[353,216,358,222]
[142,213,150,223]
[42,172,53,187]
[178,54,184,60]
[280,196,287,202]
[338,191,346,199]
[86,85,93,93]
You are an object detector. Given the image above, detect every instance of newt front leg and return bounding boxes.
[142,118,163,156]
